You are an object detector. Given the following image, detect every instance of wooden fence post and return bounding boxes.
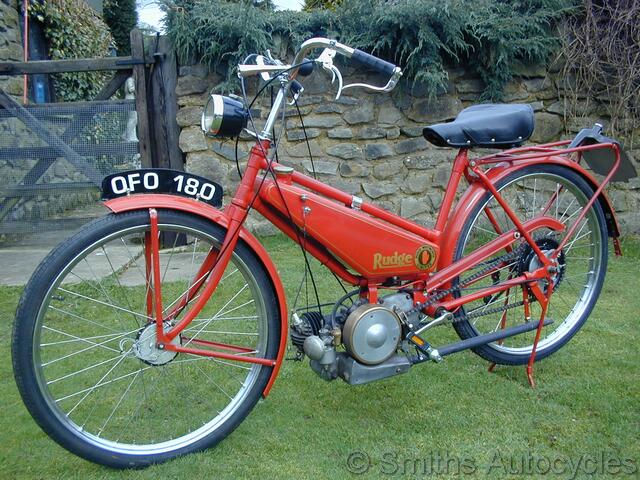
[130,29,153,168]
[149,35,184,171]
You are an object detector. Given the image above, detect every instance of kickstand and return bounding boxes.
[526,364,536,388]
[485,282,551,387]
[487,360,536,386]
[525,283,552,388]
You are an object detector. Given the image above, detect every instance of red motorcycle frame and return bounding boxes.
[104,133,622,392]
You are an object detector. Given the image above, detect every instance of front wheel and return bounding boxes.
[452,164,608,365]
[12,209,280,468]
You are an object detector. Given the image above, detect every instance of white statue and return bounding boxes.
[123,77,141,167]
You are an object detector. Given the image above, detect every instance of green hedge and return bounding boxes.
[165,0,576,99]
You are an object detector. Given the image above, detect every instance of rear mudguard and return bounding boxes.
[439,157,621,270]
[103,194,287,397]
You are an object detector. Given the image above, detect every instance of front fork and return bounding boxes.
[142,141,276,367]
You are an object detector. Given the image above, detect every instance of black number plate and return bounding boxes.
[102,169,223,207]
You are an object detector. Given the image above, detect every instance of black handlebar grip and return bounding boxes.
[351,49,397,76]
[298,58,314,77]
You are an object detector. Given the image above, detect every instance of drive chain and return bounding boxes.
[411,243,533,324]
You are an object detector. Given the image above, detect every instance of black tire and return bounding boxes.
[12,209,280,468]
[452,164,608,365]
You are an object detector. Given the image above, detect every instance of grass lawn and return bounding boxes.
[0,234,638,479]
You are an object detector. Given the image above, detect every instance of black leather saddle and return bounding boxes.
[423,104,534,149]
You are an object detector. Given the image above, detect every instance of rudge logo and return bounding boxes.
[415,245,436,270]
[373,251,413,270]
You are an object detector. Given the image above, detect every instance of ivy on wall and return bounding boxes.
[29,0,112,101]
[165,0,576,99]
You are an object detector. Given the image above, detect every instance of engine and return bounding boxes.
[288,292,419,384]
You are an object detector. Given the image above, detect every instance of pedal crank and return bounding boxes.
[415,310,453,335]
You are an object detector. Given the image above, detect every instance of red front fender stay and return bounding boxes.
[103,194,288,397]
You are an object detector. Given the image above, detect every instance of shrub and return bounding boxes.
[165,0,576,99]
[558,0,639,138]
[304,0,343,10]
[103,0,138,56]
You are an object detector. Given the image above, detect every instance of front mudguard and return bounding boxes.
[103,194,288,397]
[439,157,621,271]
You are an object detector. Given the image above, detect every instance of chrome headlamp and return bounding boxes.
[201,94,248,138]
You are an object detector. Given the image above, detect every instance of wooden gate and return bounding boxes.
[0,30,183,236]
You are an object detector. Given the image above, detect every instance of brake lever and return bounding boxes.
[255,51,286,82]
[342,67,403,94]
[265,49,277,63]
[317,47,336,68]
[255,55,272,82]
[317,48,344,100]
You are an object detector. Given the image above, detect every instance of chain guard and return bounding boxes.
[409,245,525,322]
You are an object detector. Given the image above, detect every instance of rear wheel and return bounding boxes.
[12,209,280,468]
[452,164,608,365]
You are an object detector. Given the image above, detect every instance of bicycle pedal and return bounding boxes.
[407,333,442,362]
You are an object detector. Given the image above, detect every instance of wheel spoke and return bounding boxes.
[57,287,149,320]
[41,325,137,363]
[101,245,141,326]
[65,350,133,415]
[48,305,122,334]
[47,354,126,385]
[97,369,141,437]
[82,258,130,330]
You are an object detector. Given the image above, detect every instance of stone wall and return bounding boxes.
[181,60,638,234]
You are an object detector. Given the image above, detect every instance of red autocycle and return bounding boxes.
[12,38,637,468]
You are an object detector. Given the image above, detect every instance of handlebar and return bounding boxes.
[238,38,403,138]
[290,37,399,79]
[290,37,354,77]
[238,37,402,96]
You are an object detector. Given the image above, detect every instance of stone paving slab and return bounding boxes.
[0,246,211,287]
[0,247,134,287]
[0,248,51,286]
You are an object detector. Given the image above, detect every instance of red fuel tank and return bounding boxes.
[262,181,439,279]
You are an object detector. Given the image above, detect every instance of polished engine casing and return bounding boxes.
[342,303,402,365]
